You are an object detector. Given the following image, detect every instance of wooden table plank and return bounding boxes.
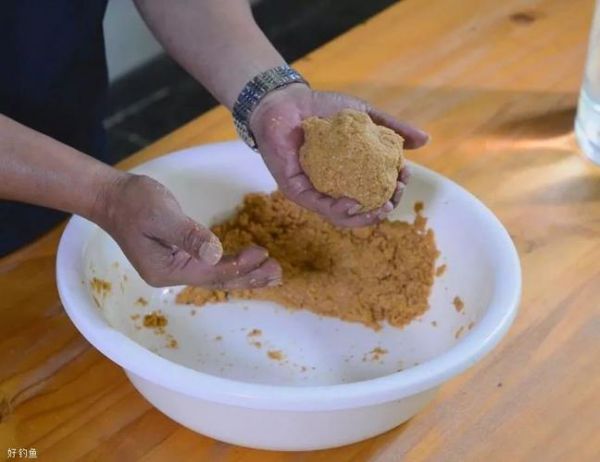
[1,0,599,460]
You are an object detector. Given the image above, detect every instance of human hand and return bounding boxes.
[249,84,428,227]
[93,173,281,288]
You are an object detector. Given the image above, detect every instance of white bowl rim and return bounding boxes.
[56,141,521,412]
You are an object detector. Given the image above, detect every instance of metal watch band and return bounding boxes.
[232,65,308,151]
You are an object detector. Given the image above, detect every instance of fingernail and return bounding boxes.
[198,237,223,265]
[348,204,362,216]
[382,201,393,213]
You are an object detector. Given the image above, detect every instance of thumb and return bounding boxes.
[367,107,429,149]
[173,217,223,266]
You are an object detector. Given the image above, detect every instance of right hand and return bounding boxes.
[93,173,281,289]
[249,85,428,228]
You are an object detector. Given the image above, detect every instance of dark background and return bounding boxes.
[103,0,398,164]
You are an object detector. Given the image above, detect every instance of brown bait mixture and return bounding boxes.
[176,192,439,330]
[453,296,464,313]
[299,109,404,211]
[435,264,447,277]
[90,277,111,296]
[267,350,285,361]
[143,311,168,335]
[135,297,149,306]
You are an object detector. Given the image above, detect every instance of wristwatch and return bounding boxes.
[232,65,309,151]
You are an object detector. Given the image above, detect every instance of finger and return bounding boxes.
[332,196,362,216]
[399,165,411,184]
[391,181,407,207]
[336,208,385,228]
[285,168,402,228]
[167,245,270,287]
[286,181,369,228]
[217,258,282,290]
[367,108,429,149]
[172,217,223,265]
[334,199,395,227]
[213,245,271,280]
[344,199,393,217]
[284,172,338,216]
[390,166,411,207]
[284,172,388,226]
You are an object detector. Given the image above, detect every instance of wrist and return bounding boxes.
[249,83,310,130]
[87,168,130,230]
[232,65,309,150]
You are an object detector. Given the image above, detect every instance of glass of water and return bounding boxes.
[575,0,600,165]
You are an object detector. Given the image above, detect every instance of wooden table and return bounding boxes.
[1,0,599,460]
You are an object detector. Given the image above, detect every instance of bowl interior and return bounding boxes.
[81,142,501,387]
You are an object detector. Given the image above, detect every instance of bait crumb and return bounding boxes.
[299,109,404,211]
[247,329,262,337]
[267,350,285,361]
[166,336,178,349]
[365,347,388,362]
[143,312,167,328]
[455,325,465,339]
[176,192,439,330]
[414,201,424,214]
[130,314,140,321]
[453,296,465,312]
[90,277,111,297]
[143,311,168,334]
[435,264,447,277]
[135,297,148,306]
[251,341,262,349]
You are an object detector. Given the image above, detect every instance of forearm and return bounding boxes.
[0,114,124,222]
[134,0,286,109]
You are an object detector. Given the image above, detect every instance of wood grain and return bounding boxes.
[1,0,599,460]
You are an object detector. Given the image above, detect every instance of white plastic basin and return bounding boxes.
[56,141,521,451]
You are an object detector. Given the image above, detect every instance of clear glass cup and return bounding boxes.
[575,0,600,165]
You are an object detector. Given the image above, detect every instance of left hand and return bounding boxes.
[249,84,429,227]
[93,173,281,289]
